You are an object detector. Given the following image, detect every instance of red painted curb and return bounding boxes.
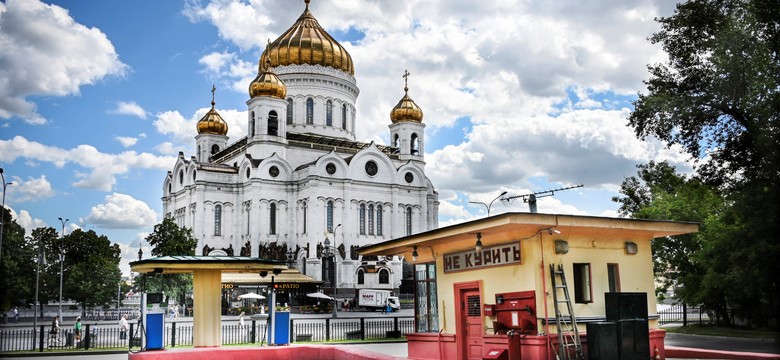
[666,346,780,359]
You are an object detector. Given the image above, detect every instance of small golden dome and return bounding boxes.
[249,58,287,99]
[391,70,423,123]
[197,86,229,135]
[259,0,354,75]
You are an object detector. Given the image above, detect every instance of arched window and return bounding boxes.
[249,111,255,137]
[368,204,374,235]
[393,134,399,148]
[378,269,389,284]
[357,269,365,285]
[341,104,347,129]
[406,207,412,236]
[302,201,308,234]
[211,144,220,155]
[359,204,366,235]
[327,201,334,233]
[269,203,277,235]
[214,205,222,236]
[286,98,293,124]
[411,133,419,154]
[326,100,333,126]
[179,170,184,184]
[376,205,383,236]
[268,111,278,136]
[193,170,197,181]
[306,98,314,124]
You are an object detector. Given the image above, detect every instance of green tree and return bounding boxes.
[143,217,198,306]
[62,229,122,313]
[627,0,779,326]
[0,207,32,309]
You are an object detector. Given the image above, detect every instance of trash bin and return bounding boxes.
[66,331,74,347]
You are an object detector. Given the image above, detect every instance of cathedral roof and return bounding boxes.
[259,0,354,75]
[196,87,229,136]
[390,71,423,123]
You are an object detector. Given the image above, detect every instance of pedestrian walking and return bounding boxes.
[49,317,60,345]
[119,314,128,340]
[13,307,18,323]
[73,317,82,342]
[238,311,246,342]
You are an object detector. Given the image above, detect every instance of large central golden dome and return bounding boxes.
[259,0,354,75]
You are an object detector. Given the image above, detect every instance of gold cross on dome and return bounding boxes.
[211,85,216,102]
[402,69,410,88]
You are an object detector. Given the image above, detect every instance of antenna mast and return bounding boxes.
[502,184,584,213]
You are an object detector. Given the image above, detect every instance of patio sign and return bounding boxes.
[443,242,521,273]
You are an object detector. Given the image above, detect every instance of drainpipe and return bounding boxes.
[539,231,552,357]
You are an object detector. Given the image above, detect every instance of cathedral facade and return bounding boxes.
[162,0,439,296]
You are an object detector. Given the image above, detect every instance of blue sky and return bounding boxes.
[0,0,694,276]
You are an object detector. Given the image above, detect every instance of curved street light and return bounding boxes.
[469,191,508,217]
[58,217,69,322]
[0,168,13,271]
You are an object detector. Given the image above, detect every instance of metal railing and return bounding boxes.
[0,316,414,353]
[658,304,710,326]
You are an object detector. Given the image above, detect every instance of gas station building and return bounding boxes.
[359,212,698,360]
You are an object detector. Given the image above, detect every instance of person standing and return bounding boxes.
[13,307,18,323]
[49,317,60,344]
[73,317,82,342]
[238,312,246,342]
[119,315,128,340]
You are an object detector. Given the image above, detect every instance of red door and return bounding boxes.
[463,290,483,360]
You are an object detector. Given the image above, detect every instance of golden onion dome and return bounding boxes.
[249,57,287,99]
[197,86,229,135]
[390,70,423,123]
[259,0,354,75]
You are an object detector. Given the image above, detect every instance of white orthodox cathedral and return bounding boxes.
[162,0,439,296]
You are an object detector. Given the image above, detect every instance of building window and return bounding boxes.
[341,104,347,129]
[357,269,364,285]
[269,203,277,235]
[326,100,333,126]
[415,263,438,333]
[379,268,389,284]
[376,205,383,236]
[573,263,593,303]
[211,144,220,154]
[286,98,293,124]
[393,134,399,148]
[306,98,314,124]
[302,202,307,234]
[406,207,412,236]
[368,204,374,235]
[214,205,222,236]
[608,263,620,293]
[249,111,255,137]
[411,133,419,154]
[327,201,334,233]
[179,170,184,185]
[359,204,366,235]
[268,111,278,136]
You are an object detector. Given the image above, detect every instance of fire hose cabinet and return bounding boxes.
[494,291,537,334]
[483,348,508,360]
[484,304,496,317]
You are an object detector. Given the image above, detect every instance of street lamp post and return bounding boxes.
[469,191,508,216]
[322,223,341,318]
[34,235,47,350]
[57,217,68,322]
[0,168,13,271]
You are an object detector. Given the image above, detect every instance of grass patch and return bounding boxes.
[666,324,779,339]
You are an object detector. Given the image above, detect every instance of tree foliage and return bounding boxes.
[624,0,779,327]
[142,217,198,305]
[62,229,122,311]
[0,207,32,309]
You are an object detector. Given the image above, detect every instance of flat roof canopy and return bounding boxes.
[130,256,287,274]
[359,212,699,263]
[223,268,323,285]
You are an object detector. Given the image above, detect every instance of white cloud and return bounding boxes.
[0,136,176,191]
[0,0,127,124]
[109,101,147,119]
[9,207,46,236]
[115,136,138,148]
[152,107,247,153]
[8,174,55,203]
[85,193,158,229]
